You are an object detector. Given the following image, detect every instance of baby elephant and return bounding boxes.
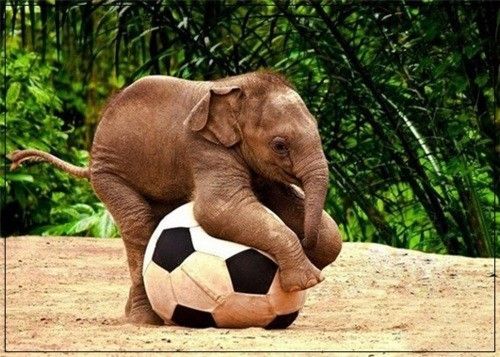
[10,71,342,325]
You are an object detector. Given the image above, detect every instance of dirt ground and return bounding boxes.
[2,236,496,353]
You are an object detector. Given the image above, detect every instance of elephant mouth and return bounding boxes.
[277,167,301,186]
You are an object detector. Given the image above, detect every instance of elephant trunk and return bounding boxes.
[296,151,329,249]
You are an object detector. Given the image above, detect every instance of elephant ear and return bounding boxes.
[184,86,242,147]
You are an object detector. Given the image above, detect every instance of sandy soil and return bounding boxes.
[2,236,496,353]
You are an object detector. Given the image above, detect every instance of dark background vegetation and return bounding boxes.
[1,1,498,257]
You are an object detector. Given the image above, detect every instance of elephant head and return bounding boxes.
[184,71,329,248]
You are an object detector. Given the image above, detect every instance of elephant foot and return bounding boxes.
[127,304,164,325]
[279,260,324,292]
[128,308,164,325]
[125,293,164,326]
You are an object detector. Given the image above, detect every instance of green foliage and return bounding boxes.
[4,51,65,152]
[3,1,497,256]
[1,49,118,238]
[32,202,118,238]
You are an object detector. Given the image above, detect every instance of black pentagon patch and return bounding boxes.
[171,305,216,328]
[152,228,194,272]
[226,249,278,294]
[265,311,299,329]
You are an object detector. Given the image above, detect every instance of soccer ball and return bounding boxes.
[143,202,306,329]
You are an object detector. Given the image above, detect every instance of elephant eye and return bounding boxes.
[270,137,289,156]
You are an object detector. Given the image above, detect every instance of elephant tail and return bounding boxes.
[8,149,90,179]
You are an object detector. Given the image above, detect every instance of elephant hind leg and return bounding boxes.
[91,172,163,325]
[253,179,342,270]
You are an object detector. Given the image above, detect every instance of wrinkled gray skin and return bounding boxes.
[10,72,342,325]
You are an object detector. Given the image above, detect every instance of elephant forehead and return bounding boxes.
[266,91,311,122]
[268,91,301,109]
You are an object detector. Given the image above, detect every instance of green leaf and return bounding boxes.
[67,215,99,234]
[72,203,95,216]
[5,172,34,183]
[6,82,21,108]
[91,209,118,238]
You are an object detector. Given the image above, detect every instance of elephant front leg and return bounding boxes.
[253,179,342,270]
[192,184,324,292]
